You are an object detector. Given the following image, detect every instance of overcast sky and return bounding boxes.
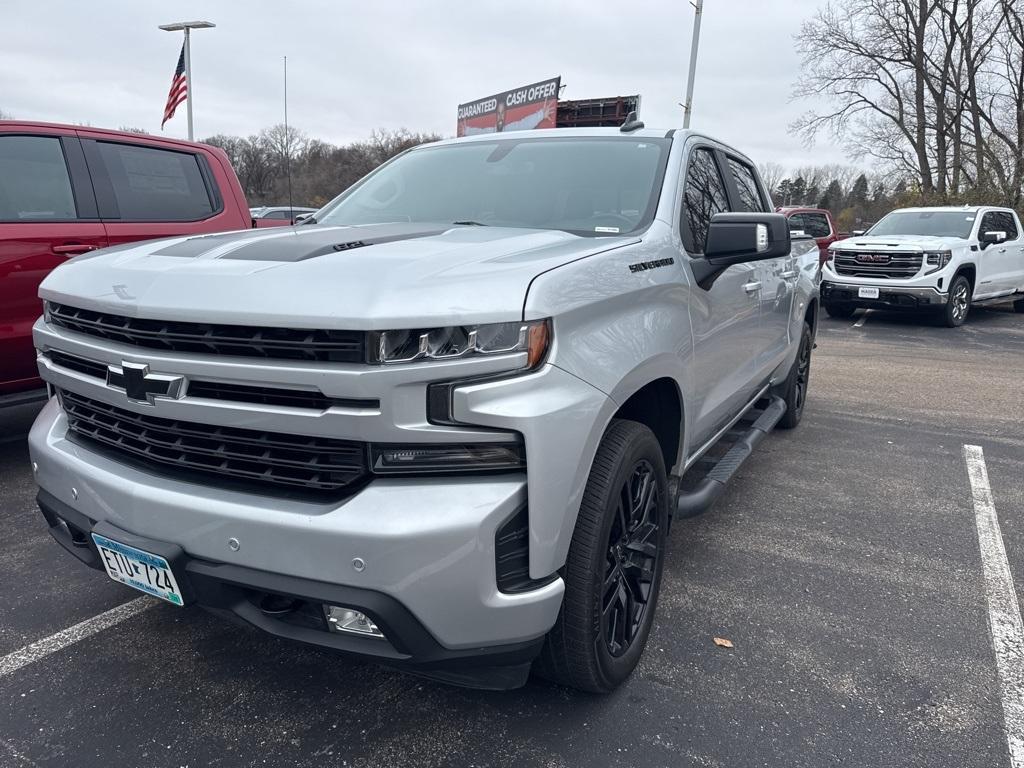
[1,0,848,171]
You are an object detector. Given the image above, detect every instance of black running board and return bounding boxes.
[675,396,787,518]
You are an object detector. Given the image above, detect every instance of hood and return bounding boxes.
[40,223,638,328]
[830,234,969,251]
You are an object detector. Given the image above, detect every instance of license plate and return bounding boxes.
[92,533,184,605]
[858,286,880,299]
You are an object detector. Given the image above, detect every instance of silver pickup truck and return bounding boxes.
[29,125,819,692]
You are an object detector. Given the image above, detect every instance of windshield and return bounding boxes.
[315,137,671,236]
[867,210,976,239]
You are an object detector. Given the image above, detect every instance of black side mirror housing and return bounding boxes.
[692,212,791,290]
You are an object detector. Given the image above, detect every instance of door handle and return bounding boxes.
[53,244,99,256]
[743,281,762,293]
[780,270,798,279]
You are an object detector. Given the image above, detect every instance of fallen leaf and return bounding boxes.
[713,637,734,649]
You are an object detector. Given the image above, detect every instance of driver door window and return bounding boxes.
[681,148,729,254]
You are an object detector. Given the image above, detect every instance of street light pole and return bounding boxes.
[158,20,215,140]
[682,0,704,129]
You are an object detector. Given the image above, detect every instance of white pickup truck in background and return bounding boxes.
[821,206,1024,326]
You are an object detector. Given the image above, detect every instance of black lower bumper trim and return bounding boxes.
[37,489,544,690]
[822,283,945,310]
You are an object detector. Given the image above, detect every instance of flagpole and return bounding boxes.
[159,20,215,140]
[183,28,193,140]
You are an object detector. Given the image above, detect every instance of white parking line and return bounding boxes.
[853,311,869,328]
[0,597,154,678]
[964,444,1024,768]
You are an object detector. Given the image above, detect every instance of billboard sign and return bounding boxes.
[457,77,561,137]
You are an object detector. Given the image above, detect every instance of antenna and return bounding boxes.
[284,55,294,223]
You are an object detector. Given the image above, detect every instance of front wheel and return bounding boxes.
[535,419,668,693]
[943,275,972,327]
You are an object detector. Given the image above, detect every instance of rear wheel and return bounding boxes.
[943,275,971,327]
[536,419,668,693]
[776,322,812,429]
[824,302,856,319]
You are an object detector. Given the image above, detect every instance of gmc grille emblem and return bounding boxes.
[106,362,185,404]
[855,253,891,263]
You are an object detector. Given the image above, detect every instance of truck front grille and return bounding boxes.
[59,389,369,495]
[48,303,365,363]
[833,252,923,279]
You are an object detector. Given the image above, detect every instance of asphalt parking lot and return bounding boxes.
[1,305,1022,768]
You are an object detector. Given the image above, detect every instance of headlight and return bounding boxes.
[371,442,525,474]
[370,319,550,368]
[924,251,952,274]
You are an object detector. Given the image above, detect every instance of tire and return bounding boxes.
[776,322,813,429]
[535,419,669,693]
[824,302,856,319]
[943,275,972,327]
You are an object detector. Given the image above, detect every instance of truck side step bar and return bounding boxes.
[675,396,787,519]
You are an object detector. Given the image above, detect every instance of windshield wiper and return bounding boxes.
[452,220,488,226]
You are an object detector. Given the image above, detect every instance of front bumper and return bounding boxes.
[821,280,947,308]
[37,490,542,689]
[29,398,565,685]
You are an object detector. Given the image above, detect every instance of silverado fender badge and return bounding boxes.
[629,258,675,273]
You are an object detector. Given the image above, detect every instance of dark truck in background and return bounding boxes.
[0,122,254,406]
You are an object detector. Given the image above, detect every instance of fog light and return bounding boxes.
[324,605,384,638]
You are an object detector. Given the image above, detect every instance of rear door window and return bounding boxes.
[682,148,730,254]
[0,135,77,221]
[95,142,215,221]
[726,158,767,212]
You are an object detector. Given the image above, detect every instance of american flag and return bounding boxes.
[161,44,187,129]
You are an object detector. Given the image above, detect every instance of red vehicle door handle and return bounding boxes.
[52,244,99,255]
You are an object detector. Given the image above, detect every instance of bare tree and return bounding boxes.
[794,0,1024,209]
[757,162,785,200]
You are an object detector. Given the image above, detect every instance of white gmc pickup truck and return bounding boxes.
[821,206,1024,326]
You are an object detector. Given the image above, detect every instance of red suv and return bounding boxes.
[0,122,251,406]
[776,206,847,264]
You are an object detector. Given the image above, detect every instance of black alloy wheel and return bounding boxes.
[777,321,813,429]
[536,419,669,692]
[602,459,660,657]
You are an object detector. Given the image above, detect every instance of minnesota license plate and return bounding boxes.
[92,533,184,605]
[858,286,880,299]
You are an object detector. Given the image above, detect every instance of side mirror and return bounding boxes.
[851,229,865,237]
[293,213,311,223]
[692,213,791,290]
[980,230,1006,248]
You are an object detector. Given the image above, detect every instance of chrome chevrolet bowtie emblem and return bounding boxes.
[106,362,184,404]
